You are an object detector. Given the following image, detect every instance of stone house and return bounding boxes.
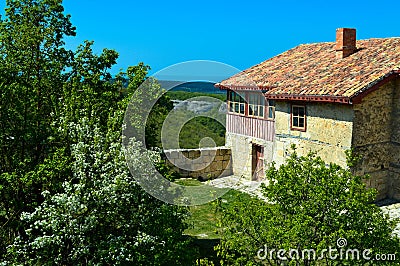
[216,28,400,200]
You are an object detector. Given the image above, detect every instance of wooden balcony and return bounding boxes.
[226,113,275,141]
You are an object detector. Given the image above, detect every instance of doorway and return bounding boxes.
[252,144,264,181]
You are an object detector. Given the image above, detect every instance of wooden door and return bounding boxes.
[252,144,264,181]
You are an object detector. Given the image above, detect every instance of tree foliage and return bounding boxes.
[216,148,400,265]
[0,0,76,252]
[0,0,196,264]
[4,119,194,265]
[178,116,225,149]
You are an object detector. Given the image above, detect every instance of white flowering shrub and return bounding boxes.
[4,119,196,265]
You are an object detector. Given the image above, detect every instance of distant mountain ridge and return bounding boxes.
[110,78,225,95]
[159,80,224,94]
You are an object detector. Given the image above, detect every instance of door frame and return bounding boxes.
[251,144,264,181]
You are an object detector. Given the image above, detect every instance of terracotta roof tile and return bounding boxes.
[218,38,400,100]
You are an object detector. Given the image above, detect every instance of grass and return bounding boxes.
[174,178,252,239]
[175,178,253,264]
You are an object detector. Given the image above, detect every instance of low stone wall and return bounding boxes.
[163,147,232,180]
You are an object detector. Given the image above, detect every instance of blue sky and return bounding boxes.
[1,0,399,78]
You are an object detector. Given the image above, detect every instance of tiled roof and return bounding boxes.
[217,38,400,103]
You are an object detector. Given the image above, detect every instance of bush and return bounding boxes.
[216,147,400,265]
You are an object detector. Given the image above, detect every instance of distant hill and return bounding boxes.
[159,80,224,94]
[110,78,225,95]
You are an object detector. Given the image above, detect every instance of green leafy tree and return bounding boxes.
[0,0,196,263]
[0,0,75,169]
[216,148,400,265]
[0,0,76,253]
[4,118,195,265]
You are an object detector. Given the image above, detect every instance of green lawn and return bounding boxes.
[175,178,252,239]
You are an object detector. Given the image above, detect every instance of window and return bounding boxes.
[227,90,276,120]
[228,90,245,115]
[248,93,265,118]
[291,105,306,131]
[267,100,275,120]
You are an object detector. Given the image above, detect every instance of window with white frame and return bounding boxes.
[228,90,245,115]
[248,93,265,118]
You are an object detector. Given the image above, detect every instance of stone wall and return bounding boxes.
[274,101,353,168]
[352,80,397,200]
[164,147,232,180]
[389,78,400,199]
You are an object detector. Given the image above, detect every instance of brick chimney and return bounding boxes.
[335,28,357,59]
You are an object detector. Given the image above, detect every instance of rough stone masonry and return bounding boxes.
[163,147,233,180]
